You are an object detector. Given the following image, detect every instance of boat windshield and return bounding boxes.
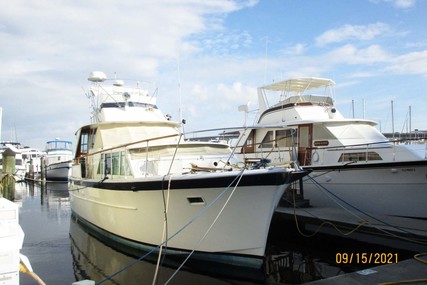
[100,102,158,109]
[326,124,389,146]
[46,141,73,151]
[280,95,333,106]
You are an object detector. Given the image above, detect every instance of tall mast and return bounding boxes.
[391,100,395,139]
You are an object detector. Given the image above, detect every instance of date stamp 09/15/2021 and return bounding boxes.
[335,252,399,265]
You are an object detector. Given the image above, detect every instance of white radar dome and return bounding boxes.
[88,71,107,82]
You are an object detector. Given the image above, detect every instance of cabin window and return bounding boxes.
[89,128,97,150]
[120,151,131,175]
[98,151,131,177]
[299,127,310,148]
[80,133,88,153]
[76,126,95,158]
[338,151,382,162]
[98,153,111,176]
[104,153,111,175]
[112,152,120,175]
[276,129,295,148]
[260,131,274,148]
[313,125,335,140]
[327,124,385,141]
[241,130,255,153]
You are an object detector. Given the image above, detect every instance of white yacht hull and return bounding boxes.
[234,77,427,242]
[46,160,72,181]
[69,168,302,265]
[303,161,427,220]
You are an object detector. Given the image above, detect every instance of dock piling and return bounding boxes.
[40,157,46,182]
[27,158,34,180]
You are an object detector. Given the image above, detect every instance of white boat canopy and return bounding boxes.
[261,77,335,93]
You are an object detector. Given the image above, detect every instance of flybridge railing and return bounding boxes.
[85,80,158,123]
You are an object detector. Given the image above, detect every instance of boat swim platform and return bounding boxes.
[305,257,427,285]
[275,206,427,253]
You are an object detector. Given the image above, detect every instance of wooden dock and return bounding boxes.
[275,206,427,253]
[306,256,427,284]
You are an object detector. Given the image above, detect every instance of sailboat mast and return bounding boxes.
[391,100,395,139]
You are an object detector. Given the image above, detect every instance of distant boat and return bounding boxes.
[1,143,46,181]
[232,77,427,234]
[69,71,308,268]
[45,139,73,181]
[21,147,45,177]
[0,142,27,181]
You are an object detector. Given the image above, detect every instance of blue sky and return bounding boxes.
[1,0,427,149]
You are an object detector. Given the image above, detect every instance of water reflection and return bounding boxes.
[45,181,69,195]
[15,181,69,204]
[70,216,262,284]
[19,181,74,285]
[69,214,350,284]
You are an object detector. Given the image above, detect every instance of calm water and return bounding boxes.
[15,181,418,285]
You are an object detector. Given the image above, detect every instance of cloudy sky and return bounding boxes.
[1,0,427,149]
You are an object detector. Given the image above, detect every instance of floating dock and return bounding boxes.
[307,256,427,284]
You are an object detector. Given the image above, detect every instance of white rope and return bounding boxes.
[152,134,182,285]
[164,168,246,284]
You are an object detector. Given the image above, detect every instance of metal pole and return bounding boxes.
[409,105,412,137]
[352,100,355,118]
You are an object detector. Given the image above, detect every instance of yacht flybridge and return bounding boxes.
[234,77,427,229]
[68,72,307,269]
[85,71,165,123]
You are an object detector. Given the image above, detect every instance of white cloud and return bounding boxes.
[315,23,390,47]
[386,50,427,77]
[216,82,256,107]
[0,0,255,78]
[198,30,253,55]
[348,71,379,78]
[191,84,210,101]
[322,44,391,65]
[370,0,416,9]
[394,0,416,8]
[281,43,306,55]
[0,0,257,148]
[180,79,257,130]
